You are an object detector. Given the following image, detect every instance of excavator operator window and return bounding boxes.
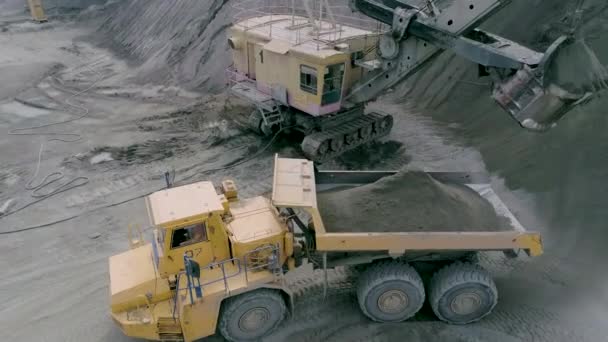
[322,63,345,105]
[171,222,208,249]
[300,65,318,95]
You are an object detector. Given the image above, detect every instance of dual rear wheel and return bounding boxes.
[217,261,498,341]
[357,260,498,324]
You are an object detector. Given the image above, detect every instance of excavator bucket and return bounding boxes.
[492,36,592,131]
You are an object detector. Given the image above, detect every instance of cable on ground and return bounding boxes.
[0,125,293,235]
[1,57,108,220]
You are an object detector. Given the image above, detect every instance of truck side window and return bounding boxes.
[171,223,208,249]
[300,65,318,95]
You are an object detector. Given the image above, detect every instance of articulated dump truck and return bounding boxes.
[109,155,542,342]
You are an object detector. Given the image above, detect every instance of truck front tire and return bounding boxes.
[218,289,287,341]
[357,260,425,322]
[429,262,498,324]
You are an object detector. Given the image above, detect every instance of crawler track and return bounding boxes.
[301,112,394,163]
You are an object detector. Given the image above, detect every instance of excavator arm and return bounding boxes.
[346,0,591,130]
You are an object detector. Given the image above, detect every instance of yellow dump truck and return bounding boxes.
[109,155,542,341]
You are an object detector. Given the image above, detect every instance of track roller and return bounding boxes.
[429,262,497,324]
[356,260,425,322]
[301,112,394,162]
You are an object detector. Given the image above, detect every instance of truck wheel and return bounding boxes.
[357,260,425,322]
[429,262,498,324]
[218,289,287,341]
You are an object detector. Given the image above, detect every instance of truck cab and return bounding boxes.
[109,179,294,342]
[145,181,231,278]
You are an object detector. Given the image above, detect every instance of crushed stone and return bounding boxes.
[317,171,511,233]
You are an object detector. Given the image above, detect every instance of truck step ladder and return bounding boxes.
[157,317,183,342]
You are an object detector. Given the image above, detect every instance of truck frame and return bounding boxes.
[109,155,542,341]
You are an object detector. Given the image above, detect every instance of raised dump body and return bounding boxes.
[272,156,542,258]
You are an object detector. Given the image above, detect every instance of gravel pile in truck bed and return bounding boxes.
[317,171,512,233]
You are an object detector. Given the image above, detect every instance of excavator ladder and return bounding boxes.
[258,106,284,129]
[226,66,284,135]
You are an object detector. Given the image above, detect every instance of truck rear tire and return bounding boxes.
[218,289,287,341]
[429,262,498,324]
[357,260,425,322]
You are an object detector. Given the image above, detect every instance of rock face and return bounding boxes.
[317,171,510,233]
[98,0,234,92]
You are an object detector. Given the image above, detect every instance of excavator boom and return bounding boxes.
[348,0,590,130]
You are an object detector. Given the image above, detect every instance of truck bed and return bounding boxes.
[271,156,543,257]
[317,172,515,234]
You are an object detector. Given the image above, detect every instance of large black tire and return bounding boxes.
[356,260,425,322]
[429,262,498,324]
[218,289,287,341]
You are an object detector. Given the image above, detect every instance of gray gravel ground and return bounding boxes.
[1,1,608,341]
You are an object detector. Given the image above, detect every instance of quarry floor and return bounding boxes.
[1,17,607,342]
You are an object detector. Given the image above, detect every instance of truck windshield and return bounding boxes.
[322,63,345,105]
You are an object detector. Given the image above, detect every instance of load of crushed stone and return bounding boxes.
[317,171,511,233]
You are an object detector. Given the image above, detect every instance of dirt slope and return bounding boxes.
[97,0,233,91]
